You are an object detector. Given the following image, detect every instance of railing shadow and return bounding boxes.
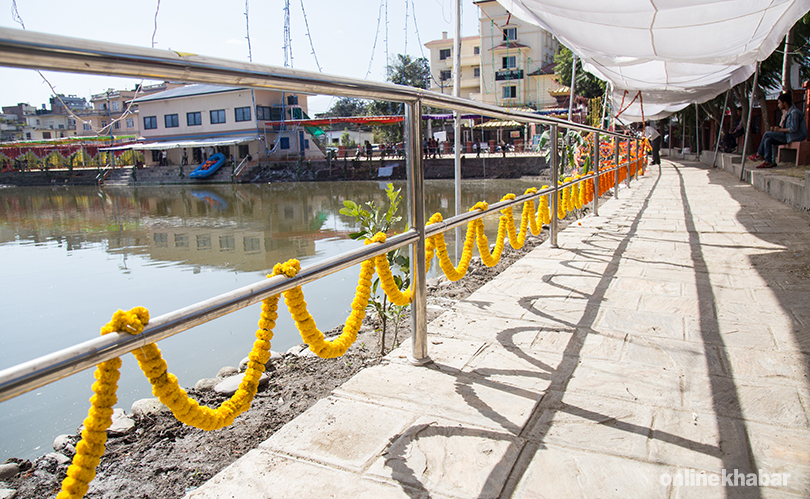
[381,163,764,497]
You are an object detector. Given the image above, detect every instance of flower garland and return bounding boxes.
[281,256,374,357]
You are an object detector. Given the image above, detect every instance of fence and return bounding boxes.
[0,26,645,401]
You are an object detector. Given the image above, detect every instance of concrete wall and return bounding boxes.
[700,150,810,213]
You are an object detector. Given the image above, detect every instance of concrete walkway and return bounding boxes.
[187,160,810,499]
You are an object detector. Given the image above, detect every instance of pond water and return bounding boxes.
[0,178,547,460]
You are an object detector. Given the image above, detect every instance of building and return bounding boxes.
[2,103,35,122]
[425,32,482,100]
[50,94,89,114]
[424,1,562,110]
[78,82,184,139]
[22,112,75,140]
[132,84,323,166]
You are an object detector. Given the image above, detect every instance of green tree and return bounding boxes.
[318,97,368,118]
[366,54,431,143]
[554,46,606,99]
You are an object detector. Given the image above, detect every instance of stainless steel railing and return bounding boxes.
[0,27,644,402]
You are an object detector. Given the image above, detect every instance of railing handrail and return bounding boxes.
[233,156,250,178]
[0,25,647,403]
[0,155,641,403]
[0,27,637,140]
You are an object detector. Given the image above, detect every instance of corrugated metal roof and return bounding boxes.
[133,84,246,103]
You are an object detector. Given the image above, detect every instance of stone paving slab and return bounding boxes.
[187,160,810,498]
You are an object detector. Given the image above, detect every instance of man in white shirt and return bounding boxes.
[644,122,662,165]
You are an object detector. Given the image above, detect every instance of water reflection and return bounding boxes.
[0,178,545,460]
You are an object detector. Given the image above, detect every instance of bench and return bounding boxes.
[777,141,810,167]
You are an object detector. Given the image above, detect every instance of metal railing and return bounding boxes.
[0,27,644,402]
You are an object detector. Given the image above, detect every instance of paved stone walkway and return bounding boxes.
[187,160,810,499]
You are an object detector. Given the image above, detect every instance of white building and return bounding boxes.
[424,1,562,110]
[133,84,323,166]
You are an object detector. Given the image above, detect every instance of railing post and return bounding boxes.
[613,135,619,198]
[405,100,429,365]
[550,124,559,248]
[634,139,640,180]
[625,137,631,187]
[593,131,600,216]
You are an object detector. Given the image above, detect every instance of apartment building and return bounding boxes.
[424,1,561,109]
[78,82,183,139]
[133,84,322,166]
[425,32,482,100]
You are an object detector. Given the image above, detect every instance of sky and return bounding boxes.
[0,0,481,115]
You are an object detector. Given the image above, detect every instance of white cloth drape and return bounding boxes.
[497,0,810,121]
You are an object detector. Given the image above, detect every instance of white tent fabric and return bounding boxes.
[497,0,810,121]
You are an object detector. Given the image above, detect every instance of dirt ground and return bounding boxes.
[5,218,565,498]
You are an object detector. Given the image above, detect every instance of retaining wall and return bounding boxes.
[699,150,810,213]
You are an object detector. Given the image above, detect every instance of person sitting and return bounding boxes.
[748,92,808,169]
[722,108,744,153]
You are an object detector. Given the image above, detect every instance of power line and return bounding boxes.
[365,0,386,79]
[403,0,409,55]
[245,0,253,62]
[299,0,322,72]
[410,0,442,89]
[385,0,390,72]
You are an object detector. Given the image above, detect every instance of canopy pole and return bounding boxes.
[681,110,686,158]
[453,0,462,258]
[782,31,793,92]
[712,89,730,168]
[695,102,700,159]
[740,62,760,181]
[568,53,577,122]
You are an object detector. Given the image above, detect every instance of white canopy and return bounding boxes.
[497,0,810,121]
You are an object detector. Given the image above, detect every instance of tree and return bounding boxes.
[367,54,431,143]
[318,97,368,118]
[554,46,606,99]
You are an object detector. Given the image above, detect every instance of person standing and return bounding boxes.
[748,92,808,168]
[182,149,188,166]
[644,121,662,165]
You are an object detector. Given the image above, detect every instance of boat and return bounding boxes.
[189,153,226,179]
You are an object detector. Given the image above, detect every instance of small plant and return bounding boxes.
[538,128,590,175]
[339,183,410,356]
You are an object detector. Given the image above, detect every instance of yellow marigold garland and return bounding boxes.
[62,179,624,497]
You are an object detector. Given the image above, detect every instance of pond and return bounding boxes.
[0,178,548,460]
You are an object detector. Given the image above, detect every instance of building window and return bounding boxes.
[270,107,284,121]
[503,27,518,41]
[196,235,211,250]
[187,112,202,126]
[143,116,157,129]
[439,48,451,60]
[235,107,251,122]
[126,118,134,128]
[440,70,452,81]
[113,121,120,130]
[502,56,517,69]
[101,120,108,128]
[42,131,51,139]
[256,105,272,121]
[238,144,249,158]
[175,234,188,248]
[244,237,261,252]
[164,114,179,128]
[210,109,226,124]
[68,118,75,126]
[474,46,480,55]
[83,122,92,131]
[502,86,517,99]
[36,119,40,125]
[154,233,168,247]
[280,137,290,149]
[220,235,235,251]
[474,66,481,77]
[25,132,31,140]
[111,101,120,111]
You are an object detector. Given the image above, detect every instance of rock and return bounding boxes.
[44,453,71,466]
[194,377,219,391]
[299,347,318,357]
[213,373,269,396]
[0,488,16,499]
[286,344,306,356]
[0,464,19,481]
[52,434,75,454]
[108,408,135,436]
[239,351,283,371]
[216,366,239,378]
[131,398,170,418]
[426,277,440,288]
